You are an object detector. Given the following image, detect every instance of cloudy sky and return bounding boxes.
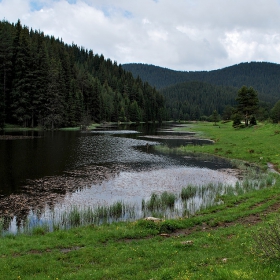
[1,0,280,71]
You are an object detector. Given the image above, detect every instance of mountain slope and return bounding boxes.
[122,62,280,105]
[160,81,237,120]
[0,20,167,128]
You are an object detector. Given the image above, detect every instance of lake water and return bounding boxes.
[0,123,238,233]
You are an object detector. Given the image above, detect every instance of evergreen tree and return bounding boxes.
[11,23,33,127]
[0,20,167,128]
[222,105,234,121]
[0,20,13,128]
[44,58,65,129]
[271,100,280,123]
[211,110,219,125]
[236,86,259,126]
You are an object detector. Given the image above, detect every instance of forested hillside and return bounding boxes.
[0,20,166,129]
[122,62,280,107]
[161,81,238,121]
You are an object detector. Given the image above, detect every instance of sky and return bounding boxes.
[1,0,280,71]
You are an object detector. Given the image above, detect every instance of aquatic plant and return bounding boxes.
[160,191,176,208]
[143,191,177,212]
[1,168,277,237]
[109,201,123,218]
[181,185,197,200]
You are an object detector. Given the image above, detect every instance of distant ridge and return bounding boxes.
[122,62,280,104]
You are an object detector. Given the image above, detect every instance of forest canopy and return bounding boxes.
[0,20,167,129]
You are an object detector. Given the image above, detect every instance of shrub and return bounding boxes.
[159,220,178,233]
[136,219,159,231]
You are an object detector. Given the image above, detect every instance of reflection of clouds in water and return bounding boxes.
[71,135,164,168]
[62,166,238,207]
[87,130,140,135]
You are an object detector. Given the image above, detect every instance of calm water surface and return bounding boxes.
[0,123,238,232]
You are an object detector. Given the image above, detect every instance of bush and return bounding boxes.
[232,113,242,127]
[159,220,178,233]
[136,219,159,231]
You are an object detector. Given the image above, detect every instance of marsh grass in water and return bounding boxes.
[3,169,276,236]
[181,184,197,200]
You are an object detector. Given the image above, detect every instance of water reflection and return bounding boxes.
[62,166,237,207]
[0,123,239,233]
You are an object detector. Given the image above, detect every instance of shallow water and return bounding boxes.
[0,123,239,233]
[62,166,237,206]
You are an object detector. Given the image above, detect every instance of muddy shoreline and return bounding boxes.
[0,164,131,226]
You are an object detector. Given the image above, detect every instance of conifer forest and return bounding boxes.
[0,20,166,129]
[1,19,280,129]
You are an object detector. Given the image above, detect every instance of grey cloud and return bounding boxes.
[0,0,280,70]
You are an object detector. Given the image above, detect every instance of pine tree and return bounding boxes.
[236,86,259,126]
[11,23,33,127]
[44,58,65,129]
[0,20,13,128]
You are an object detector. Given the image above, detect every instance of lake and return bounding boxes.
[0,123,239,233]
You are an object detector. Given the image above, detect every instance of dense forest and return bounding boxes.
[0,20,167,129]
[160,81,238,121]
[1,19,279,127]
[122,62,280,112]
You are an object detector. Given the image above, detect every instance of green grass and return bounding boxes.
[1,121,280,279]
[1,184,280,279]
[172,121,280,171]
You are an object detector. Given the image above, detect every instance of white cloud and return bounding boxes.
[1,0,280,70]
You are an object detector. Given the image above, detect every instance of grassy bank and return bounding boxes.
[1,121,280,279]
[172,121,280,171]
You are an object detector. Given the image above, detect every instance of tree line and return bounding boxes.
[0,20,167,129]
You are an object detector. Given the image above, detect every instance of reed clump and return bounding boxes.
[142,191,176,212]
[181,185,197,200]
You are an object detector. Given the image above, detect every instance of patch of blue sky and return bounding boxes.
[101,6,133,19]
[101,6,111,17]
[66,0,77,4]
[30,1,45,11]
[30,0,77,11]
[123,10,133,19]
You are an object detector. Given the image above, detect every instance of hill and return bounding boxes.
[160,81,237,120]
[0,20,167,129]
[122,62,280,111]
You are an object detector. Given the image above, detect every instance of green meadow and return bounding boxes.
[173,121,280,171]
[1,121,280,280]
